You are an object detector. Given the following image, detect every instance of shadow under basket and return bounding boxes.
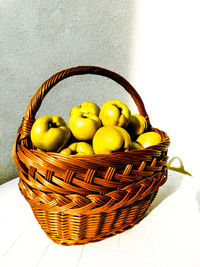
[12,66,170,245]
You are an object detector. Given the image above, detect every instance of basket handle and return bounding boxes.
[18,66,151,138]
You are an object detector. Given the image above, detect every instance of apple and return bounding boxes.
[60,142,94,155]
[93,126,132,154]
[59,148,71,155]
[126,114,147,138]
[69,111,101,141]
[131,141,143,150]
[30,115,71,152]
[99,100,131,128]
[136,131,162,148]
[70,101,100,117]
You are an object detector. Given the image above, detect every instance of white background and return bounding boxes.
[128,0,200,177]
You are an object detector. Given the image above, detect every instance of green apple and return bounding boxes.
[69,112,101,141]
[60,142,94,155]
[30,115,71,152]
[136,131,162,148]
[99,100,131,128]
[93,126,132,154]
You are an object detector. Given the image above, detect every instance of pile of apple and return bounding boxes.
[30,100,162,156]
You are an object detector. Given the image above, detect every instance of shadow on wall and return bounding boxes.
[0,1,136,184]
[146,156,193,215]
[196,191,200,213]
[146,170,184,215]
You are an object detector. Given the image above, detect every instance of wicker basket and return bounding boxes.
[12,66,170,246]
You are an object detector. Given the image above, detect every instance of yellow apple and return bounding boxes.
[70,101,100,117]
[93,126,132,154]
[69,113,101,141]
[59,147,72,155]
[99,100,131,128]
[131,141,143,150]
[136,132,162,148]
[30,115,71,152]
[126,114,147,137]
[60,142,94,155]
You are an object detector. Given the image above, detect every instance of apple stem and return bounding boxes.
[48,122,57,128]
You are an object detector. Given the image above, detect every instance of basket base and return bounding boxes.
[31,192,157,246]
[45,214,145,246]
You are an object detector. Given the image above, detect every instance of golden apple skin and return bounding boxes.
[80,101,100,116]
[59,148,72,155]
[131,141,143,150]
[126,114,147,137]
[30,115,71,152]
[70,101,100,117]
[136,132,162,148]
[92,126,132,154]
[69,113,101,141]
[60,142,94,155]
[99,100,131,128]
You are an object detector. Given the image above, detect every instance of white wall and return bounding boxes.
[128,0,200,176]
[1,0,199,183]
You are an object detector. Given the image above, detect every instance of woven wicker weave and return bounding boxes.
[12,66,170,245]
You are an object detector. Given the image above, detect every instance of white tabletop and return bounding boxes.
[0,170,199,267]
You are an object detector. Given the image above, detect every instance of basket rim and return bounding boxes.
[16,127,170,160]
